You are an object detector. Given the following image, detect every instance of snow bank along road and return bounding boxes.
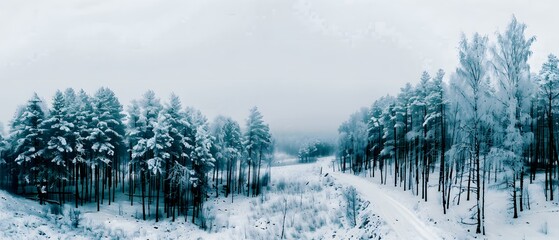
[326,166,442,239]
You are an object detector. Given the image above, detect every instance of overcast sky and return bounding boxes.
[1,0,558,137]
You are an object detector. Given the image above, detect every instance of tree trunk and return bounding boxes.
[142,169,146,221]
[75,162,79,208]
[156,171,160,222]
[513,172,518,219]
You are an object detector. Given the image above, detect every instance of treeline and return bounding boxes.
[0,88,272,227]
[298,140,335,163]
[337,16,558,235]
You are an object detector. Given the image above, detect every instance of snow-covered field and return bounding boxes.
[2,156,558,239]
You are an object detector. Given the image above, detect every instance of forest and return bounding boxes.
[337,16,558,235]
[1,14,559,238]
[0,88,273,228]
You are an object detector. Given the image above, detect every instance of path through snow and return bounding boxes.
[321,160,442,240]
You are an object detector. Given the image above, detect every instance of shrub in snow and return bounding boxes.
[50,204,64,216]
[69,209,81,228]
[344,186,358,227]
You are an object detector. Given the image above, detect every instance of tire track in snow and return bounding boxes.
[330,171,442,240]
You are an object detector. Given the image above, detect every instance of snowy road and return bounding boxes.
[327,169,442,240]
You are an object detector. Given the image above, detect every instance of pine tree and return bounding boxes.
[131,90,163,220]
[190,122,215,225]
[12,93,47,193]
[244,107,272,197]
[90,87,125,211]
[42,90,74,204]
[147,114,173,222]
[161,94,191,221]
[537,54,559,202]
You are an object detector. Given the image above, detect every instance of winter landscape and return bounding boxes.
[2,0,559,239]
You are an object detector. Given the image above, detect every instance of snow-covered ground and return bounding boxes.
[318,157,559,240]
[330,171,444,239]
[0,156,387,239]
[2,156,558,239]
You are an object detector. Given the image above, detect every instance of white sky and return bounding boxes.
[1,0,558,137]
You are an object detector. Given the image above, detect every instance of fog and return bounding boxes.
[1,0,558,137]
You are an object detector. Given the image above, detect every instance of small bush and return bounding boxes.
[118,203,124,216]
[69,209,81,228]
[275,178,287,192]
[50,204,64,216]
[200,205,216,232]
[344,186,358,227]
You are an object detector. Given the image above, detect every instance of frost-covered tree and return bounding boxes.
[209,115,243,201]
[491,16,536,218]
[0,131,9,187]
[368,95,395,179]
[338,108,369,175]
[243,107,272,197]
[41,90,75,204]
[537,54,559,201]
[453,32,492,234]
[190,117,215,224]
[411,72,433,199]
[147,114,173,222]
[131,90,163,220]
[43,91,73,166]
[161,94,190,220]
[90,87,125,210]
[222,118,242,200]
[12,93,47,190]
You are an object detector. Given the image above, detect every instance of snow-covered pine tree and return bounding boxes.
[367,95,395,180]
[537,54,559,202]
[161,94,191,221]
[222,118,242,201]
[62,88,83,207]
[244,107,272,197]
[0,131,9,188]
[410,72,432,199]
[210,116,243,201]
[210,116,227,198]
[41,90,74,204]
[76,90,95,205]
[90,87,125,210]
[126,99,143,207]
[147,113,173,222]
[394,83,413,189]
[189,116,215,225]
[12,93,47,194]
[131,90,163,220]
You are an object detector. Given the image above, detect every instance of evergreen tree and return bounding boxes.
[42,90,75,204]
[12,93,47,190]
[243,107,272,197]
